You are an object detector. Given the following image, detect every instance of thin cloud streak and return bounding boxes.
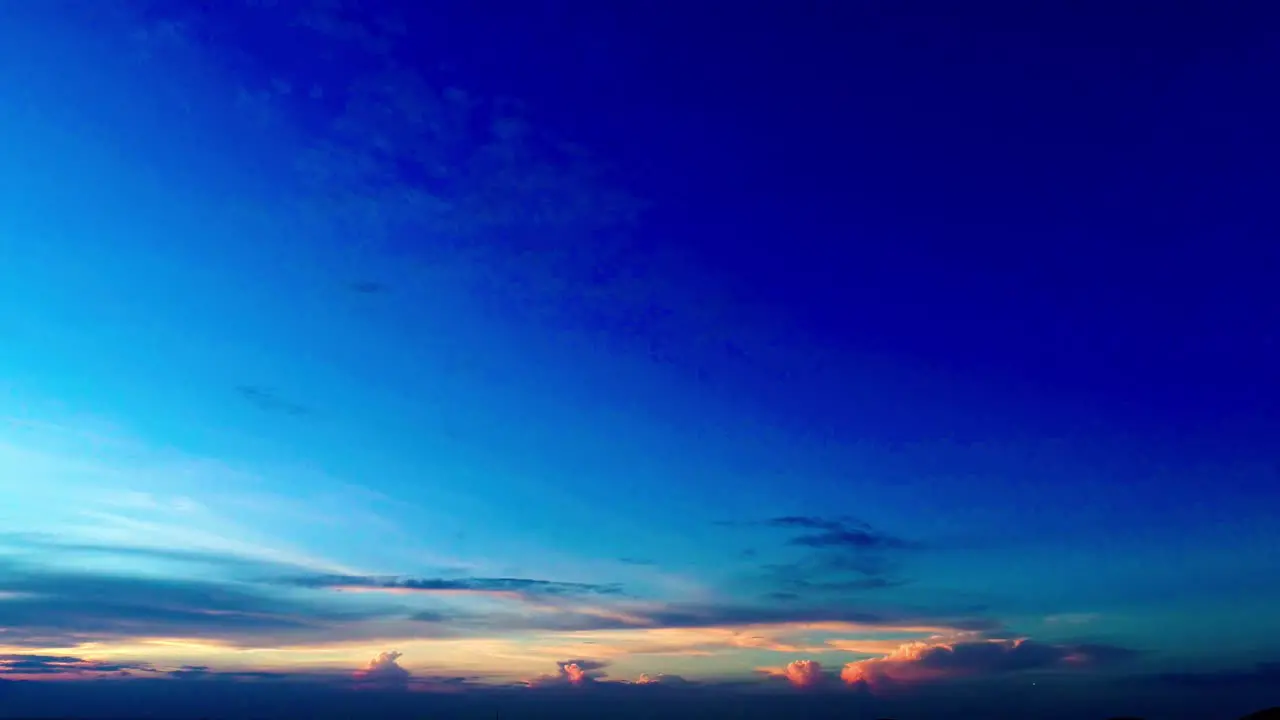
[287,574,624,598]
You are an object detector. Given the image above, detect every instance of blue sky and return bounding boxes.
[1,1,1278,717]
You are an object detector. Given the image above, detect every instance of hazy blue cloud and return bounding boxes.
[283,573,624,597]
[0,654,155,677]
[235,385,313,416]
[765,516,917,551]
[726,516,919,600]
[0,559,390,646]
[348,280,389,294]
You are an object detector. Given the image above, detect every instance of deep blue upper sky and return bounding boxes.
[285,0,1280,455]
[0,1,1277,717]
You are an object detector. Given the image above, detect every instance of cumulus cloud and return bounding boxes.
[840,638,1136,688]
[354,651,411,689]
[562,662,590,685]
[759,659,829,688]
[784,659,827,688]
[528,659,609,687]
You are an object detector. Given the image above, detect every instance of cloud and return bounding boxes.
[839,638,1137,688]
[234,386,313,416]
[780,659,827,688]
[348,280,388,294]
[566,601,999,636]
[761,560,905,594]
[528,659,609,687]
[1044,612,1101,625]
[3,534,309,576]
[0,654,154,678]
[0,558,393,647]
[285,574,624,598]
[355,651,411,689]
[202,0,680,355]
[165,666,296,682]
[767,516,847,531]
[0,544,995,657]
[631,673,691,686]
[765,516,915,551]
[407,610,452,623]
[730,517,919,600]
[541,616,997,667]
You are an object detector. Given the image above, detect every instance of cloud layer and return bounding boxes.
[839,638,1137,688]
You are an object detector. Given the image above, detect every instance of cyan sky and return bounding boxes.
[2,2,1278,717]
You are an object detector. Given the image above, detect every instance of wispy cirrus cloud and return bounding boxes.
[0,419,376,575]
[285,574,623,598]
[0,416,485,586]
[0,421,1017,686]
[0,555,406,648]
[766,516,918,551]
[234,385,314,417]
[723,516,921,601]
[0,654,155,679]
[2,530,1002,669]
[347,280,389,294]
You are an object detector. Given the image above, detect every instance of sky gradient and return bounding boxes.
[1,1,1278,718]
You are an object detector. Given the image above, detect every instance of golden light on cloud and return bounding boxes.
[783,659,824,687]
[0,607,982,686]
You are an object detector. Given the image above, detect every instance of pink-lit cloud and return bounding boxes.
[527,659,609,687]
[785,659,826,688]
[840,638,1136,689]
[759,659,829,688]
[563,662,588,685]
[354,651,411,689]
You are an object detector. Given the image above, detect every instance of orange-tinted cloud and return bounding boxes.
[785,659,826,687]
[354,651,410,689]
[840,638,1136,688]
[759,659,828,688]
[527,659,609,687]
[563,662,588,685]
